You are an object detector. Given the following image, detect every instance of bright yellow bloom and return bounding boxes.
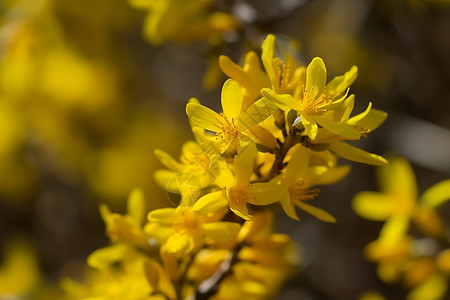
[261,56,360,141]
[129,0,240,45]
[73,244,176,300]
[99,189,149,248]
[193,142,285,220]
[353,157,450,238]
[276,144,349,222]
[187,79,273,154]
[145,206,240,255]
[153,140,215,205]
[211,211,297,300]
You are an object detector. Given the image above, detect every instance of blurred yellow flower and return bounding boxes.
[129,0,240,45]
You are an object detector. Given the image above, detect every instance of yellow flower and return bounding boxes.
[75,244,176,300]
[193,142,285,220]
[145,206,240,255]
[314,94,389,166]
[261,56,360,141]
[186,79,273,154]
[99,189,149,247]
[276,144,348,222]
[129,0,240,45]
[211,211,297,300]
[353,157,450,238]
[153,140,214,206]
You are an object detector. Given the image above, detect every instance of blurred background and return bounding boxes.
[0,0,449,299]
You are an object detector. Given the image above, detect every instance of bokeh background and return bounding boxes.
[0,0,449,299]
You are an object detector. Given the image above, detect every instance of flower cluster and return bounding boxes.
[354,157,450,300]
[65,34,387,299]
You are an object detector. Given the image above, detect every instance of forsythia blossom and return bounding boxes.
[66,34,388,299]
[353,157,450,300]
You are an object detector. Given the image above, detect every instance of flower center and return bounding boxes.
[229,185,251,204]
[288,182,320,201]
[215,113,239,140]
[300,87,332,115]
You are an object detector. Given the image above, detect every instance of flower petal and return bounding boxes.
[284,144,310,183]
[329,141,388,166]
[186,103,224,132]
[229,201,253,220]
[154,149,184,171]
[246,182,285,205]
[352,191,396,221]
[234,141,257,186]
[202,222,241,242]
[306,57,327,97]
[221,79,243,120]
[261,34,276,88]
[349,108,388,131]
[87,244,127,269]
[127,188,145,225]
[420,179,450,208]
[193,190,228,215]
[260,88,300,111]
[377,157,416,199]
[302,115,318,140]
[295,201,336,223]
[326,65,358,97]
[280,192,300,221]
[148,208,176,223]
[313,116,360,139]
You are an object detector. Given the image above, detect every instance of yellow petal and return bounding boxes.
[280,192,300,221]
[421,179,450,208]
[221,79,243,120]
[260,88,300,111]
[413,207,445,238]
[233,141,257,185]
[202,222,241,242]
[154,149,183,171]
[261,34,276,88]
[193,190,228,215]
[296,201,336,223]
[186,103,223,132]
[329,141,388,166]
[407,275,447,300]
[143,259,161,289]
[127,188,145,225]
[238,97,277,129]
[352,191,396,221]
[326,65,358,97]
[148,208,176,223]
[347,102,372,125]
[306,57,327,97]
[144,223,172,242]
[378,157,416,199]
[229,201,253,220]
[349,108,388,131]
[87,244,126,269]
[316,165,351,185]
[246,182,285,205]
[284,144,310,183]
[313,116,360,139]
[378,215,409,243]
[153,170,179,192]
[302,115,318,140]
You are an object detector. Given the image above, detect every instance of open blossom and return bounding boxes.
[187,79,274,154]
[193,142,284,220]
